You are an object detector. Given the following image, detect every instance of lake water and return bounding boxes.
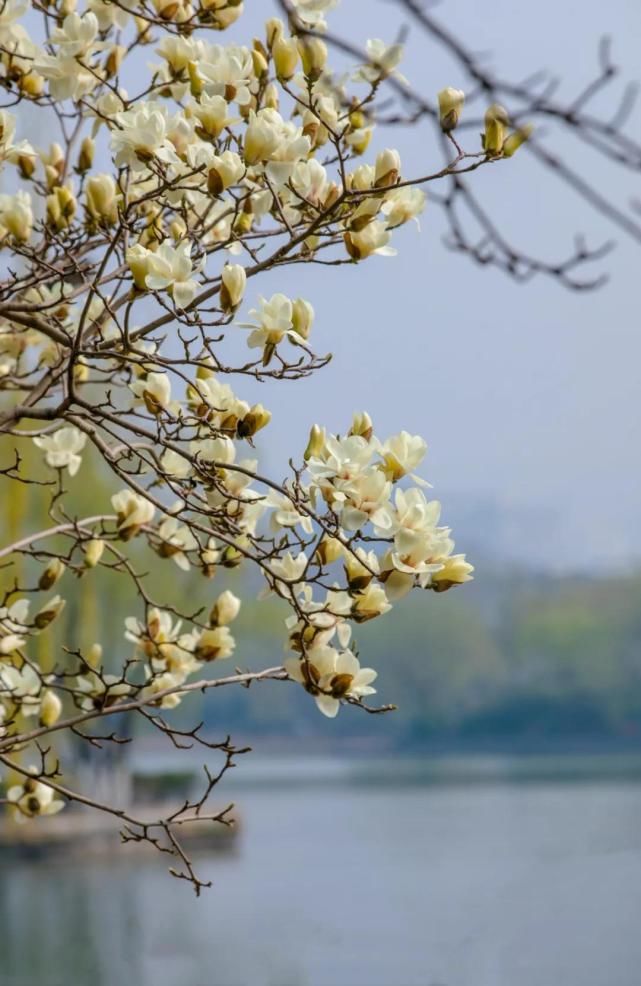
[2,757,641,986]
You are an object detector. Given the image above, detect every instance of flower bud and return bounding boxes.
[220,263,246,313]
[304,424,326,461]
[86,174,119,226]
[438,87,465,132]
[84,539,105,568]
[483,104,509,155]
[265,17,284,49]
[349,411,373,441]
[252,47,269,80]
[502,124,534,158]
[315,536,343,566]
[46,185,77,231]
[374,148,401,188]
[38,558,65,591]
[273,35,299,81]
[291,298,314,341]
[17,153,35,180]
[262,82,279,111]
[105,44,125,79]
[298,38,327,81]
[19,71,44,97]
[40,689,62,727]
[209,589,241,626]
[73,358,89,384]
[86,642,103,669]
[77,136,94,173]
[126,243,152,290]
[34,595,66,630]
[237,402,271,438]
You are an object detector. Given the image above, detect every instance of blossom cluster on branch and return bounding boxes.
[0,0,554,888]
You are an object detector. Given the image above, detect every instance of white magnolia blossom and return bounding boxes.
[33,426,86,476]
[7,776,64,819]
[285,645,376,717]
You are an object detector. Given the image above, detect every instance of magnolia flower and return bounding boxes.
[0,110,34,163]
[0,191,33,241]
[351,583,391,622]
[130,371,174,415]
[291,0,339,31]
[0,663,42,715]
[269,551,308,584]
[85,174,118,225]
[111,489,155,539]
[141,670,184,709]
[36,43,101,102]
[344,221,396,260]
[49,11,100,57]
[199,43,254,107]
[144,242,202,309]
[161,449,192,479]
[483,103,510,155]
[266,490,314,534]
[382,187,426,229]
[194,625,235,661]
[40,689,62,727]
[438,87,465,131]
[187,93,237,139]
[380,432,427,482]
[241,293,310,362]
[285,645,377,717]
[7,777,64,819]
[75,671,132,711]
[430,554,475,591]
[220,264,246,313]
[112,101,180,171]
[357,38,405,83]
[156,513,198,571]
[87,0,130,30]
[33,427,86,476]
[210,589,241,627]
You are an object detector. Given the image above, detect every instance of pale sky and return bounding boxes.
[233,0,641,572]
[19,0,640,571]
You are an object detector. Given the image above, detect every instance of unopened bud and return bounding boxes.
[34,595,66,630]
[502,124,534,158]
[77,137,94,173]
[349,411,373,441]
[38,558,65,591]
[273,35,299,81]
[374,148,401,188]
[220,263,246,313]
[209,589,241,626]
[483,103,510,155]
[84,539,105,568]
[291,298,314,341]
[304,423,326,461]
[438,87,465,132]
[298,37,327,81]
[40,689,62,727]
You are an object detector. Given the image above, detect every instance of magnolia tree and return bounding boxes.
[0,0,638,892]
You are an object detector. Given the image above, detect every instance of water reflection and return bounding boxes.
[2,763,641,986]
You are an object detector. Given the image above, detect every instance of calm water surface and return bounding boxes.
[2,760,641,986]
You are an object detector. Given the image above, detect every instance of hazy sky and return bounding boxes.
[229,0,641,572]
[19,0,640,571]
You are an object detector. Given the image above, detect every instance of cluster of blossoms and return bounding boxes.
[0,0,514,831]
